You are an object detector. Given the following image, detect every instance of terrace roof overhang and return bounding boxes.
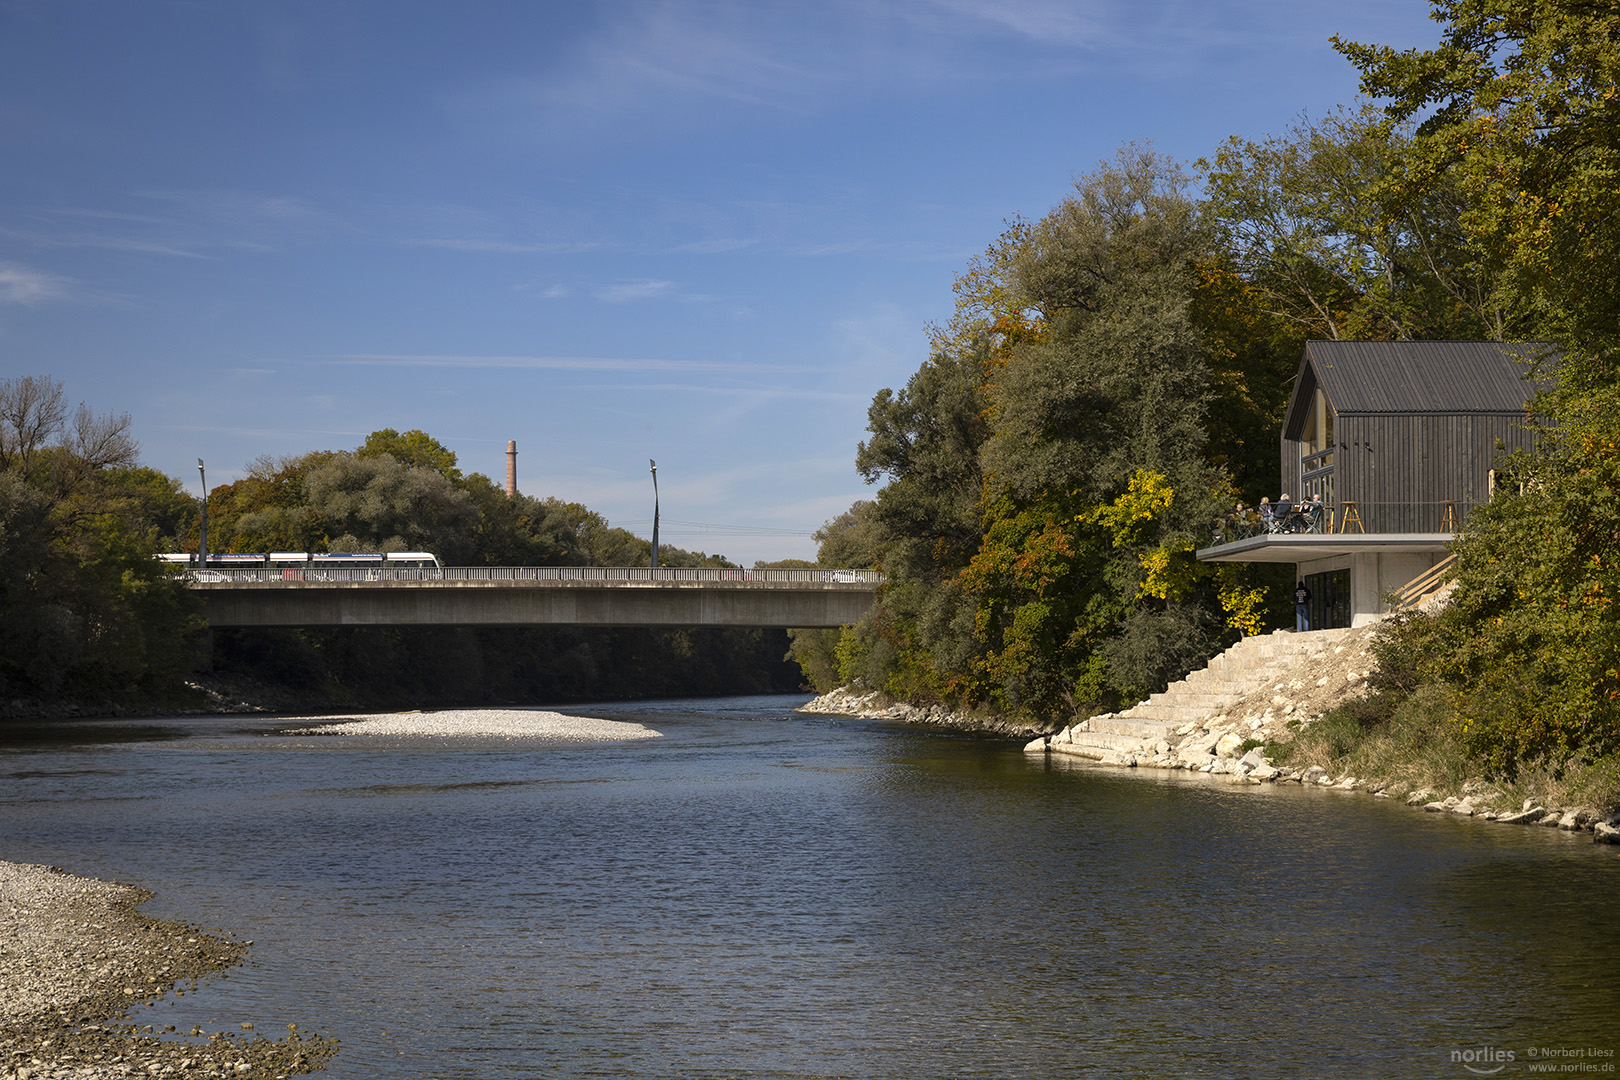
[1195,533,1456,565]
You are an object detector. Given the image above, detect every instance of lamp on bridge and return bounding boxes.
[649,458,660,570]
[197,458,208,568]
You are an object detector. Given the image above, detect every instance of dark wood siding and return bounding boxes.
[1272,343,1545,532]
[1332,412,1531,532]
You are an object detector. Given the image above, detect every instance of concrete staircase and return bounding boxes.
[1059,627,1363,760]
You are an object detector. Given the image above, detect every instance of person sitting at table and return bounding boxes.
[1302,494,1325,531]
[1271,493,1294,532]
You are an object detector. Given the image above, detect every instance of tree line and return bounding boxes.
[791,0,1620,779]
[0,407,800,710]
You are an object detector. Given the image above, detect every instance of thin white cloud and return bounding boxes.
[3,190,342,261]
[571,383,867,402]
[0,226,212,259]
[439,1,982,145]
[330,353,794,374]
[406,236,602,255]
[595,279,675,302]
[922,0,1111,46]
[0,261,73,305]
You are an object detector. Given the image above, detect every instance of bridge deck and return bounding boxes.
[187,568,881,629]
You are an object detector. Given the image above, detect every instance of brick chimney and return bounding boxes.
[505,440,517,498]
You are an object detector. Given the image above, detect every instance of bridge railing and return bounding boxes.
[175,566,885,585]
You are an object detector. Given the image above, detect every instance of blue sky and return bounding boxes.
[0,0,1439,563]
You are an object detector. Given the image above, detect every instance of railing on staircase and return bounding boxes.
[1393,554,1458,611]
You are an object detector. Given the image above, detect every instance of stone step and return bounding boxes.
[1176,667,1258,689]
[1052,731,1147,757]
[1117,702,1226,725]
[1054,625,1371,756]
[1090,716,1180,740]
[1142,690,1243,711]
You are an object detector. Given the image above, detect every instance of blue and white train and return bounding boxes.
[159,552,442,579]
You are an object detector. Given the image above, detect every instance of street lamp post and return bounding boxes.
[197,458,208,568]
[649,459,660,570]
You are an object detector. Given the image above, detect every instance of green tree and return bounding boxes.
[1335,0,1620,772]
[1201,105,1524,343]
[0,376,203,700]
[356,428,463,480]
[835,147,1263,722]
[1335,0,1620,357]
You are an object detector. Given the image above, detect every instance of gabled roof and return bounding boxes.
[1285,341,1554,435]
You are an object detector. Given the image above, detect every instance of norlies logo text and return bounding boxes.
[1454,1046,1516,1075]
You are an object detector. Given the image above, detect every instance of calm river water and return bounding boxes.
[3,694,1618,1078]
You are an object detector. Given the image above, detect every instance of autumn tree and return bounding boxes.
[1334,0,1620,772]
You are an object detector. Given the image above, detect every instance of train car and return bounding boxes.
[157,553,269,568]
[385,552,441,569]
[161,551,441,580]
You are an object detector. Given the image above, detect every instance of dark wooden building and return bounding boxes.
[1199,341,1550,628]
[1282,340,1548,533]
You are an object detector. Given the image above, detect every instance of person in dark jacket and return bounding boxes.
[1294,580,1312,632]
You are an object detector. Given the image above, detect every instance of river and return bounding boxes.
[3,694,1618,1078]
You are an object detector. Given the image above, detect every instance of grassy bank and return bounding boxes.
[1266,652,1620,817]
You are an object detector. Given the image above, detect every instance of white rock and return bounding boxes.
[1214,732,1246,758]
[1022,736,1048,754]
[1594,822,1620,845]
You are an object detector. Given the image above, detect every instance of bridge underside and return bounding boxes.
[197,580,875,629]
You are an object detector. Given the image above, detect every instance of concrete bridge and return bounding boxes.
[187,567,881,629]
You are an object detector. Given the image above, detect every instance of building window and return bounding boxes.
[1304,569,1351,630]
[1300,387,1336,505]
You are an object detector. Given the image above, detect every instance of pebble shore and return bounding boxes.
[0,861,335,1080]
[798,688,1047,738]
[278,706,663,741]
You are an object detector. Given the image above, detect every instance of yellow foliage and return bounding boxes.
[1215,565,1267,637]
[1138,540,1198,602]
[1088,469,1175,547]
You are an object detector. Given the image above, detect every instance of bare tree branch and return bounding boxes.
[0,375,68,474]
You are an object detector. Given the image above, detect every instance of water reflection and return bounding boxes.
[1,697,1617,1078]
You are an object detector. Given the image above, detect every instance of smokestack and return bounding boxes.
[505,440,517,498]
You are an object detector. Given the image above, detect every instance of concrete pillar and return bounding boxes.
[1351,552,1382,627]
[506,440,517,498]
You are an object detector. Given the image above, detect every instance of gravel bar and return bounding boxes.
[279,706,662,740]
[0,861,335,1079]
